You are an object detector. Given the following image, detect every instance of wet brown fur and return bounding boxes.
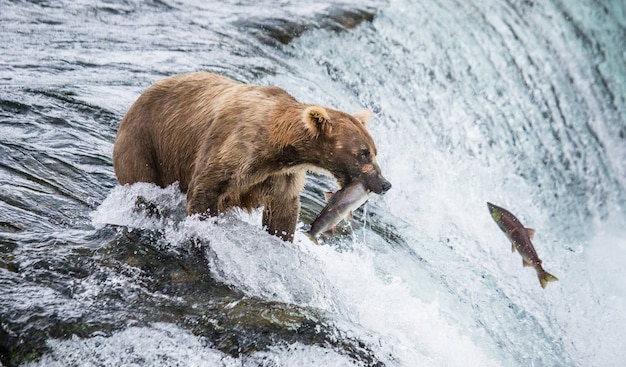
[113,72,389,242]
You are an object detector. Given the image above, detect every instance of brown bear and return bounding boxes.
[112,72,391,242]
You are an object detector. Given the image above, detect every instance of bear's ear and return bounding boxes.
[352,109,372,125]
[303,106,331,138]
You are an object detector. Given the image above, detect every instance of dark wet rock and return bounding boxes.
[0,238,19,273]
[189,298,382,366]
[0,225,384,366]
[107,227,384,365]
[238,5,379,45]
[133,195,164,219]
[0,222,23,233]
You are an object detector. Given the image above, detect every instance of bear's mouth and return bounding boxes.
[334,171,353,189]
[349,171,392,195]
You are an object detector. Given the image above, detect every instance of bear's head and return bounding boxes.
[303,106,392,195]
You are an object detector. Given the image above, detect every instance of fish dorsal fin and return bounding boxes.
[324,192,334,202]
[525,228,535,240]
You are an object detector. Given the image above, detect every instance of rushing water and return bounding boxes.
[1,0,625,366]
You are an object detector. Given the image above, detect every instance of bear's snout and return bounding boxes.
[367,175,392,195]
[380,179,392,194]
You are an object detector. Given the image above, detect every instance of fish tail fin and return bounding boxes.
[304,231,319,245]
[539,270,559,289]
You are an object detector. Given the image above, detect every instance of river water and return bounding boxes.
[1,0,625,366]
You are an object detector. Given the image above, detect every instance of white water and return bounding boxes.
[90,182,503,366]
[30,322,360,367]
[269,1,626,365]
[5,0,624,365]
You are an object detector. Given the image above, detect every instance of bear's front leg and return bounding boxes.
[263,195,300,242]
[186,183,220,218]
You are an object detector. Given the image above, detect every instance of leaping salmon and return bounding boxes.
[487,202,559,289]
[306,181,370,244]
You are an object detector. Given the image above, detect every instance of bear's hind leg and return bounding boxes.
[113,137,162,186]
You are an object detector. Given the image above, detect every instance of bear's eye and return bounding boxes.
[358,149,371,161]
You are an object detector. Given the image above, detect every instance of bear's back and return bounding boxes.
[113,72,300,191]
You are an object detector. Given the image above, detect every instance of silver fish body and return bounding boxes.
[487,202,558,289]
[306,181,370,244]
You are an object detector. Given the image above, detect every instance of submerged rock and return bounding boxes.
[237,4,380,45]
[0,225,383,366]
